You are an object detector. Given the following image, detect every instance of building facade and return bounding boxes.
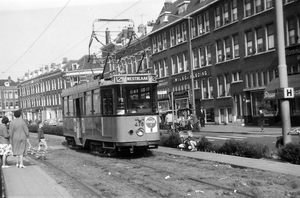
[150,0,300,126]
[0,77,19,121]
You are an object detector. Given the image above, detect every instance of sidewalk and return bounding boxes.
[2,147,73,198]
[154,147,300,177]
[161,123,283,135]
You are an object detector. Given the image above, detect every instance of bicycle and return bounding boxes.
[276,127,300,148]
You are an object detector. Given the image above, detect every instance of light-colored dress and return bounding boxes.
[9,118,29,156]
[0,124,12,156]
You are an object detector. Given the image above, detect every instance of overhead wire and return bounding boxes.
[47,0,142,65]
[0,0,71,78]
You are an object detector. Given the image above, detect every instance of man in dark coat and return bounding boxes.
[199,107,205,127]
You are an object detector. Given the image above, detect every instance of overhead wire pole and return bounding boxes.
[275,0,292,145]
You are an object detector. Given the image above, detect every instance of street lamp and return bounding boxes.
[275,0,291,145]
[163,14,196,115]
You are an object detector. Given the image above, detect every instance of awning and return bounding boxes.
[264,74,300,99]
[265,74,300,91]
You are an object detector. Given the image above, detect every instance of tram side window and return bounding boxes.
[85,91,92,115]
[63,97,68,116]
[68,97,74,116]
[102,89,113,115]
[93,89,101,115]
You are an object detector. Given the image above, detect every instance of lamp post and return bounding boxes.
[275,0,291,145]
[163,14,196,115]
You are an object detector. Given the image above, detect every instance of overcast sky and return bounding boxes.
[0,0,164,81]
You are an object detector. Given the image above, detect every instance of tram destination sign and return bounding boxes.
[126,75,149,82]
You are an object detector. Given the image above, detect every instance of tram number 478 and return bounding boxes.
[135,118,144,127]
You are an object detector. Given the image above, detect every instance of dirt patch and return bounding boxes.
[27,135,300,198]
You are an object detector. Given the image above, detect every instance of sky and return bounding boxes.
[0,0,165,81]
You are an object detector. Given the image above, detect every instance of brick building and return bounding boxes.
[0,77,19,121]
[149,0,300,126]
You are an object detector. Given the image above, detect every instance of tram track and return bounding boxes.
[32,146,256,198]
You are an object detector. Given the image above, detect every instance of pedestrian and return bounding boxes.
[38,122,48,151]
[165,111,174,132]
[0,116,12,168]
[199,107,205,127]
[9,110,29,168]
[189,113,200,132]
[258,109,265,133]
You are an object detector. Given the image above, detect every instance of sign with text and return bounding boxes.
[275,87,294,99]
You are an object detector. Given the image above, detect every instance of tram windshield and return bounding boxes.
[115,84,157,115]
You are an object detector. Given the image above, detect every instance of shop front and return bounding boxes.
[264,74,300,126]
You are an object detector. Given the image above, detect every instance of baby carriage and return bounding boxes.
[27,139,47,160]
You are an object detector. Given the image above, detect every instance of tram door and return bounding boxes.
[75,97,83,139]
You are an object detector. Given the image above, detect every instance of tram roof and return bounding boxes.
[61,73,157,97]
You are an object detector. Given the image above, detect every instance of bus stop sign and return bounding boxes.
[275,87,294,99]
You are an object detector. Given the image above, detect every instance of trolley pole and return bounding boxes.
[275,0,291,145]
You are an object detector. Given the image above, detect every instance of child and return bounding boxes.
[185,131,197,152]
[0,116,12,168]
[36,121,48,159]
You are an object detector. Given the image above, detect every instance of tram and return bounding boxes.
[61,73,160,154]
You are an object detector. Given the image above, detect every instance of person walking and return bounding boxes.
[36,121,48,160]
[0,116,11,168]
[9,110,29,168]
[258,109,265,133]
[189,113,200,132]
[165,111,174,132]
[199,107,205,127]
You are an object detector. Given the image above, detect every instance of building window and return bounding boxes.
[255,0,263,13]
[164,59,168,77]
[200,46,206,67]
[285,0,295,4]
[232,0,238,21]
[217,75,225,97]
[171,56,177,74]
[216,40,223,62]
[163,32,167,49]
[245,30,253,55]
[206,44,212,65]
[287,18,296,45]
[224,37,231,60]
[233,34,239,58]
[223,2,229,25]
[245,0,252,17]
[208,77,213,98]
[159,60,164,77]
[256,27,264,53]
[183,52,188,71]
[225,74,231,96]
[170,28,175,47]
[192,18,197,38]
[154,62,159,77]
[266,0,273,9]
[215,6,221,28]
[193,49,199,68]
[204,11,210,32]
[266,23,275,50]
[176,25,182,44]
[197,15,204,35]
[201,79,208,99]
[232,71,241,82]
[182,22,187,41]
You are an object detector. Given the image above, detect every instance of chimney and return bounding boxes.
[62,57,68,64]
[164,0,172,8]
[105,28,111,45]
[138,24,146,35]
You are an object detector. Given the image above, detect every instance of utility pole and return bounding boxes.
[275,0,292,145]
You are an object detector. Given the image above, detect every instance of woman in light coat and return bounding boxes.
[9,110,29,168]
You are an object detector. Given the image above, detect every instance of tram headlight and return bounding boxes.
[136,128,144,137]
[128,130,134,135]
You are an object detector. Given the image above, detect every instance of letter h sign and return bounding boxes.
[284,87,294,98]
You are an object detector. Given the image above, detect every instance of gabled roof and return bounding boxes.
[150,0,218,34]
[0,79,17,87]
